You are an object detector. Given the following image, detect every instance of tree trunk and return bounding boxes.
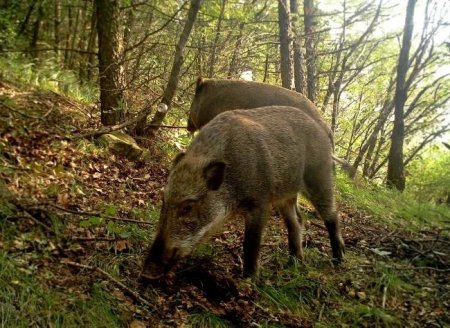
[85,3,97,82]
[68,5,81,69]
[278,0,292,89]
[208,0,226,78]
[54,0,61,62]
[30,4,43,61]
[64,4,73,67]
[290,0,305,94]
[95,0,126,126]
[303,0,316,101]
[18,0,37,36]
[227,22,244,79]
[386,0,416,191]
[140,0,202,136]
[263,51,270,82]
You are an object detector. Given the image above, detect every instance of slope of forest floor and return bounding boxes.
[0,79,449,328]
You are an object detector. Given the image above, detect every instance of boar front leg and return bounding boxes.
[280,198,304,260]
[243,203,270,277]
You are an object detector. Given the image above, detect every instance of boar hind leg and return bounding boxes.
[306,178,345,264]
[243,203,270,277]
[280,198,304,260]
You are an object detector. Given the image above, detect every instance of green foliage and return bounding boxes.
[407,146,450,204]
[0,55,97,103]
[0,5,27,51]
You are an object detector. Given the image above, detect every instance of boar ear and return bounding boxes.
[171,152,185,169]
[195,77,206,94]
[203,161,225,191]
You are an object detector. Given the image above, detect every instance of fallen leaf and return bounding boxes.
[115,239,129,252]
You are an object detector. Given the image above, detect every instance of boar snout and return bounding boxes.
[140,235,179,281]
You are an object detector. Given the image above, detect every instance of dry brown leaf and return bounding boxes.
[115,239,129,252]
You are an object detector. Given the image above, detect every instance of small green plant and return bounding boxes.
[188,311,231,328]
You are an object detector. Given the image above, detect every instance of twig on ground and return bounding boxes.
[382,285,388,308]
[41,106,55,119]
[70,102,156,139]
[47,90,92,117]
[8,199,53,233]
[72,236,117,242]
[42,202,153,226]
[0,101,40,119]
[8,213,53,232]
[392,265,450,272]
[0,161,33,171]
[61,260,152,307]
[379,229,398,242]
[309,221,328,232]
[318,303,325,321]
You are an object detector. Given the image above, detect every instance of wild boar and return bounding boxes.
[142,106,344,280]
[187,78,332,140]
[187,78,356,177]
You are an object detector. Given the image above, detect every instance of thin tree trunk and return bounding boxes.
[227,22,244,79]
[85,3,97,82]
[208,0,226,78]
[278,0,292,89]
[64,4,73,67]
[263,51,270,82]
[54,0,61,62]
[77,6,89,80]
[386,0,416,191]
[68,5,81,69]
[303,0,316,101]
[141,0,203,136]
[95,0,127,126]
[30,4,44,61]
[18,0,37,36]
[290,0,304,93]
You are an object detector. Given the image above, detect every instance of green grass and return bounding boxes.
[337,303,398,327]
[188,311,231,328]
[0,252,127,327]
[0,199,131,327]
[336,172,450,230]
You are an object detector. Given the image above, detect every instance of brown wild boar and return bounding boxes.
[187,78,331,139]
[187,78,356,176]
[141,106,344,280]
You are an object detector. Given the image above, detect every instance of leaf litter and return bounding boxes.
[1,80,448,327]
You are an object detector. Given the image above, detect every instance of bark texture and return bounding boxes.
[278,0,292,89]
[303,0,316,101]
[386,0,416,191]
[95,0,126,126]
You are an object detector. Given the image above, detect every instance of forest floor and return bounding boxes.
[0,79,449,328]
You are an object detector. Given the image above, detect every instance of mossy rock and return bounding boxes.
[96,131,151,162]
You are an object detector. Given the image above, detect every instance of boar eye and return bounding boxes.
[178,200,195,217]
